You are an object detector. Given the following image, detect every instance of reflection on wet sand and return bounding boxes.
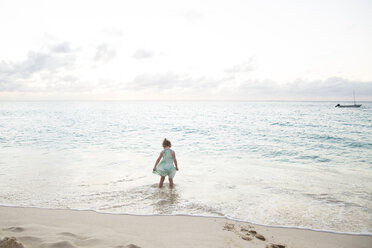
[152,185,180,214]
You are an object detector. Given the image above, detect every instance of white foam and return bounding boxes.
[1,204,371,236]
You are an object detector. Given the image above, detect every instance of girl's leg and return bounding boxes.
[159,176,165,188]
[168,178,173,188]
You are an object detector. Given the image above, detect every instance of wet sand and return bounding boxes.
[0,206,371,248]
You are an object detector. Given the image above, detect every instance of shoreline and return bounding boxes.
[1,206,371,248]
[1,205,371,236]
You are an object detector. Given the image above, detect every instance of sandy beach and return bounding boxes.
[0,206,371,248]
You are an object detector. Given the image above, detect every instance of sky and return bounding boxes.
[0,0,371,101]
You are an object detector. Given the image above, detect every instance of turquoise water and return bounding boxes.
[0,101,371,233]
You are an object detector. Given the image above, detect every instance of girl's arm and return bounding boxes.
[153,151,164,171]
[172,150,178,171]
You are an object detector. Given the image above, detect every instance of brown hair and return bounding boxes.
[162,138,171,148]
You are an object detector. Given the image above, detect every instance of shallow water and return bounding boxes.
[0,101,371,233]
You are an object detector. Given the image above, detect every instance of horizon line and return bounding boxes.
[0,99,371,103]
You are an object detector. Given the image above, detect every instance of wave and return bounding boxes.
[1,204,371,236]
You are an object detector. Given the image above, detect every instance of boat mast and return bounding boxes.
[353,90,356,105]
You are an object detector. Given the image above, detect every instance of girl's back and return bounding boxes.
[162,149,174,164]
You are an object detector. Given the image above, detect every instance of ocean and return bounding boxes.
[0,101,371,234]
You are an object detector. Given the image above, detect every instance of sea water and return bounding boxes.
[0,101,371,234]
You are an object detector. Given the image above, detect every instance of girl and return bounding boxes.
[153,138,179,188]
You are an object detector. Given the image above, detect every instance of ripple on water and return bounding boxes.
[0,101,371,233]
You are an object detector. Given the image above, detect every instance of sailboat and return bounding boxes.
[335,91,362,108]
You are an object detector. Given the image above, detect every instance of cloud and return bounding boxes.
[290,77,372,98]
[51,42,72,53]
[102,28,123,37]
[132,73,178,89]
[225,60,255,74]
[128,73,220,90]
[229,77,372,100]
[0,51,72,79]
[0,41,78,92]
[179,9,203,20]
[1,43,371,101]
[132,49,154,59]
[94,43,117,63]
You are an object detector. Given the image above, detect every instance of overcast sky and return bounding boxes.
[0,0,371,100]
